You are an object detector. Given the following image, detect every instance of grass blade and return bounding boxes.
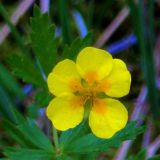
[127,0,160,119]
[56,0,72,44]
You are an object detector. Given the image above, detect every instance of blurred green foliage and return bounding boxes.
[0,0,160,159]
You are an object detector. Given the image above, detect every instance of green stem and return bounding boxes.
[53,127,60,152]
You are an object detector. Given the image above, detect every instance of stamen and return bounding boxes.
[85,71,99,84]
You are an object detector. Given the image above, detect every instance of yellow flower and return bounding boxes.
[46,47,131,139]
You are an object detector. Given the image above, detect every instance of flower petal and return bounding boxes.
[47,59,81,96]
[104,59,131,97]
[89,98,128,138]
[46,96,84,131]
[76,47,113,81]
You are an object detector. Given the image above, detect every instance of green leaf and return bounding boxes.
[3,119,37,148]
[62,32,92,60]
[64,122,145,154]
[148,156,160,160]
[60,121,88,149]
[14,108,27,124]
[27,104,39,118]
[78,154,98,160]
[0,64,24,98]
[7,54,45,87]
[18,119,54,152]
[31,5,58,76]
[56,154,74,160]
[0,86,17,122]
[4,148,54,160]
[35,90,52,107]
[3,118,54,152]
[80,32,92,48]
[56,0,72,44]
[0,137,8,148]
[127,0,160,119]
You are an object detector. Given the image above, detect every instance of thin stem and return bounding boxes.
[53,127,60,152]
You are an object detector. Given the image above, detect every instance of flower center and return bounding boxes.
[70,71,109,108]
[70,78,101,105]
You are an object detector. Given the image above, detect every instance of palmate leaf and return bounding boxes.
[7,5,57,87]
[63,122,145,154]
[60,121,88,148]
[62,32,92,60]
[31,6,58,76]
[7,54,45,87]
[4,148,54,160]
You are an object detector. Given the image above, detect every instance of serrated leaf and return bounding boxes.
[4,148,54,160]
[62,32,92,60]
[3,119,37,148]
[3,118,54,152]
[80,32,92,48]
[60,121,88,148]
[18,119,54,152]
[35,90,52,107]
[7,54,45,87]
[31,5,58,75]
[64,122,145,154]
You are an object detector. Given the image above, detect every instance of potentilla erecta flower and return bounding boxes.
[46,47,131,138]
